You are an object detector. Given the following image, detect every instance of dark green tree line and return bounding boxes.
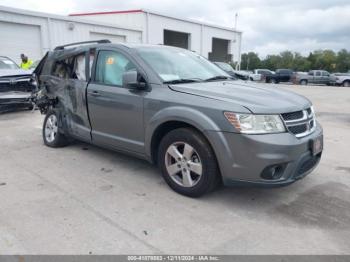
[240,49,350,73]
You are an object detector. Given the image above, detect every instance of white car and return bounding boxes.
[240,70,262,81]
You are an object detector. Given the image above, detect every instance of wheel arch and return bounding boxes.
[145,107,221,165]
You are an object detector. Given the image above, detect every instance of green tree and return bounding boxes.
[336,49,350,72]
[241,52,261,71]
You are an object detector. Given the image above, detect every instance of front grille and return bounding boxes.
[0,78,34,92]
[281,107,316,138]
[281,111,303,121]
[288,124,307,134]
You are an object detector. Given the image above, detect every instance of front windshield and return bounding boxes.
[136,46,229,82]
[216,62,234,72]
[0,57,19,70]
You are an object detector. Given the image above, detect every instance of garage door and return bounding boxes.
[0,21,42,64]
[90,32,126,43]
[164,30,189,49]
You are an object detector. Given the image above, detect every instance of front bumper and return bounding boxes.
[205,123,323,186]
[0,92,33,113]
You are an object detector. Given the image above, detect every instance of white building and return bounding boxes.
[0,5,242,67]
[70,9,242,66]
[0,6,142,64]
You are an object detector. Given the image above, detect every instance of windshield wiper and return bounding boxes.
[163,78,202,84]
[204,75,230,81]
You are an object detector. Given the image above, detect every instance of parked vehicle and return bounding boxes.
[34,40,323,197]
[243,70,261,81]
[0,56,35,113]
[293,70,336,86]
[265,69,294,84]
[213,62,248,80]
[332,73,350,87]
[254,69,274,82]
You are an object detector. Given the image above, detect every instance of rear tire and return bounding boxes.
[300,80,308,85]
[158,128,220,197]
[343,81,350,87]
[42,110,69,147]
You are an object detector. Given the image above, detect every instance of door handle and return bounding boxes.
[88,90,101,97]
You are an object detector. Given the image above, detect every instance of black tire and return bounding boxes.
[158,128,221,197]
[343,81,350,87]
[300,80,308,85]
[42,110,69,147]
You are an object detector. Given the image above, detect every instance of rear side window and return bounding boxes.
[95,50,136,86]
[52,59,72,79]
[316,71,321,76]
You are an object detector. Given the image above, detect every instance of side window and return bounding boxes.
[322,71,329,76]
[52,59,71,79]
[95,50,136,86]
[315,71,321,76]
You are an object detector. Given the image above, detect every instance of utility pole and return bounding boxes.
[233,13,240,70]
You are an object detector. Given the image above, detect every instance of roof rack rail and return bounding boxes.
[54,39,111,50]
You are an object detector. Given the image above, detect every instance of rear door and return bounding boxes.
[87,48,146,154]
[65,52,92,141]
[321,71,330,84]
[314,71,322,84]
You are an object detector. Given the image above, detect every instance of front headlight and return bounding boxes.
[224,112,286,134]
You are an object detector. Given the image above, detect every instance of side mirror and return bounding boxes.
[122,70,147,90]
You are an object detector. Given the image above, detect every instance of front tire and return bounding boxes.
[343,81,350,87]
[43,110,68,147]
[158,128,220,197]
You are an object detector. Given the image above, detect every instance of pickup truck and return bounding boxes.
[332,73,350,87]
[33,40,323,197]
[293,70,336,86]
[265,69,294,84]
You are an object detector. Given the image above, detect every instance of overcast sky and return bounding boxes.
[1,0,350,57]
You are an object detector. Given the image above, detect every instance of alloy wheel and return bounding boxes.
[165,142,203,187]
[45,114,58,143]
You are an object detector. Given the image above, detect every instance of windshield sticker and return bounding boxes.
[106,57,115,65]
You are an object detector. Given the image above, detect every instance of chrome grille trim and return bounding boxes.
[281,107,316,138]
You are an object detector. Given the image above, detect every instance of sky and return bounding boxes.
[1,0,350,57]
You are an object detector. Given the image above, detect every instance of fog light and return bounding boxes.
[261,164,285,180]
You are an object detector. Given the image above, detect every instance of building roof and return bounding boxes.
[0,5,142,33]
[69,9,242,34]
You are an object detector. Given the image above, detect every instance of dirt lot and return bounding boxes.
[0,84,349,254]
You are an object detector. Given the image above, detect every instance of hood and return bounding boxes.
[169,81,311,114]
[0,69,32,78]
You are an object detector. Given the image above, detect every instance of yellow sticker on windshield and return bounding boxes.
[106,57,114,65]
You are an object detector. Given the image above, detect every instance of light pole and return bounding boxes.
[233,13,240,70]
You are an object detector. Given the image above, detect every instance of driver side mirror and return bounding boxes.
[122,70,147,90]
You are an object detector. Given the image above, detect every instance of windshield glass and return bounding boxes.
[216,62,233,72]
[0,57,19,70]
[136,46,229,82]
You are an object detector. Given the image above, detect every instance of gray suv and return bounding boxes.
[34,40,323,197]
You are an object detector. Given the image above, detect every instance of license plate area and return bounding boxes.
[311,135,323,156]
